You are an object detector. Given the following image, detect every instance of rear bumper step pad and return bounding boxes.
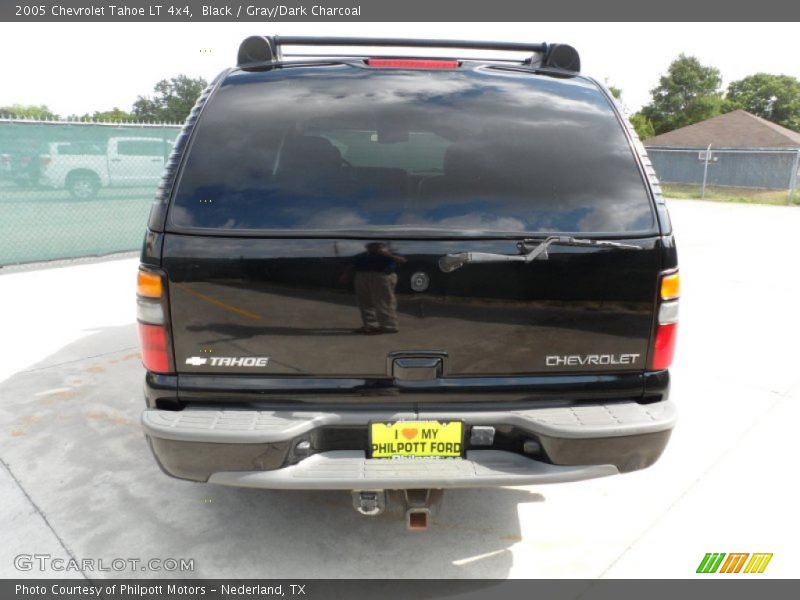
[142,400,676,443]
[207,450,619,490]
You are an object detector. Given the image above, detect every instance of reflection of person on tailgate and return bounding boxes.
[350,242,406,334]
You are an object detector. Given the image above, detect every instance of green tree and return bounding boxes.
[84,107,136,122]
[0,103,59,120]
[641,54,724,135]
[132,75,207,123]
[629,113,656,140]
[607,85,623,101]
[725,73,800,132]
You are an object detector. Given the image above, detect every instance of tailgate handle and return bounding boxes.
[391,356,443,381]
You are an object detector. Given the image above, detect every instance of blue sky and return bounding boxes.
[2,22,799,117]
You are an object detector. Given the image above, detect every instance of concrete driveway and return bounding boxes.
[1,199,798,579]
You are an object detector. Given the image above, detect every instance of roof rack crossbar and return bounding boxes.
[273,36,548,53]
[236,36,579,73]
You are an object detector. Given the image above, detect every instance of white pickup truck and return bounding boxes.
[39,136,172,198]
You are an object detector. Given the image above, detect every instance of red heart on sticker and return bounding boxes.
[402,428,418,440]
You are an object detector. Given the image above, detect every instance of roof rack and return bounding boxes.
[236,36,580,73]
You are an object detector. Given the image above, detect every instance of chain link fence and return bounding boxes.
[646,146,800,204]
[0,118,182,266]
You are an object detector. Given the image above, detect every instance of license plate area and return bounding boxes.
[369,420,464,459]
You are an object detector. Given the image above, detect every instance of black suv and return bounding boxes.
[137,37,678,527]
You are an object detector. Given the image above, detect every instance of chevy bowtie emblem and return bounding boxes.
[185,357,209,366]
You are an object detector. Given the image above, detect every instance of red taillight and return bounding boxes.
[649,270,680,370]
[138,323,170,373]
[651,323,678,370]
[366,58,459,69]
[136,268,172,373]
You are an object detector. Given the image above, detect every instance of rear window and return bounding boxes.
[169,65,655,235]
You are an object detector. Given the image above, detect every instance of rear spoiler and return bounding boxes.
[236,36,580,73]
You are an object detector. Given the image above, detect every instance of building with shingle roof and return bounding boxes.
[644,109,800,149]
[643,110,800,190]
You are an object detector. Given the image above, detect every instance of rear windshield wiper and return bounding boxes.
[438,236,643,273]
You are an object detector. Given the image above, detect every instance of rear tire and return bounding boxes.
[66,172,100,199]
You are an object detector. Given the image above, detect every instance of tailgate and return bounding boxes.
[163,235,660,377]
